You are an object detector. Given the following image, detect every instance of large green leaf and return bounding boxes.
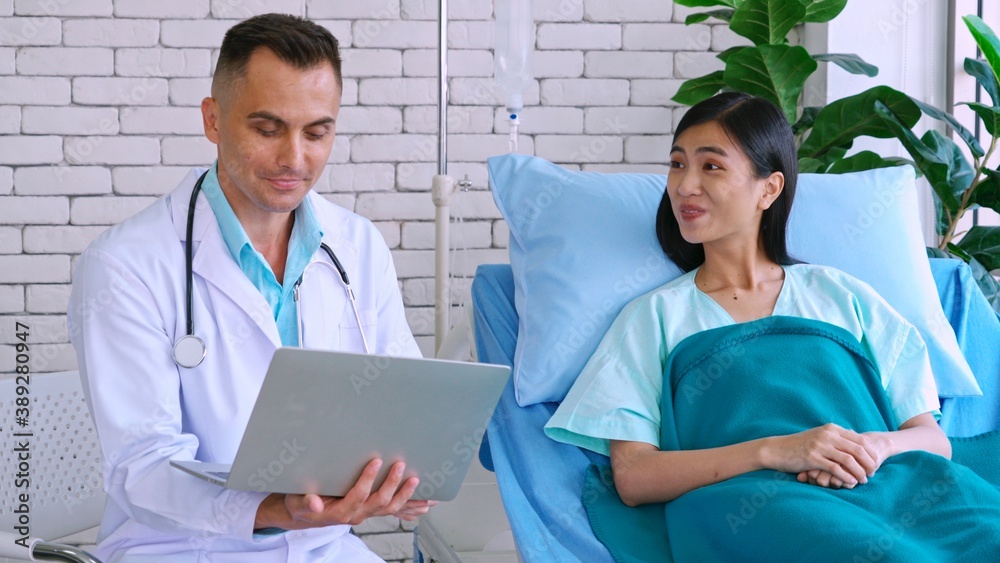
[966,58,1000,108]
[826,150,913,174]
[799,86,920,159]
[914,99,985,158]
[729,0,805,46]
[964,16,1000,86]
[812,53,878,77]
[944,243,973,262]
[672,71,726,106]
[798,157,829,173]
[717,46,748,63]
[674,0,741,7]
[963,102,1000,137]
[723,44,817,122]
[922,129,976,205]
[792,105,822,135]
[932,196,950,237]
[800,0,848,23]
[798,147,851,173]
[873,100,962,216]
[799,146,843,172]
[974,169,1000,215]
[686,9,735,24]
[956,226,1000,271]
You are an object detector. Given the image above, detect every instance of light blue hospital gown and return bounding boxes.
[545,263,941,456]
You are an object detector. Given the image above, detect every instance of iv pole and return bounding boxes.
[432,0,455,355]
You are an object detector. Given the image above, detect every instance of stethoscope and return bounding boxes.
[172,171,370,368]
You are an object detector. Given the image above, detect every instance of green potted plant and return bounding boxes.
[875,15,1000,311]
[671,0,1000,311]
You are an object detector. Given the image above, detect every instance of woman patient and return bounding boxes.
[544,92,1000,560]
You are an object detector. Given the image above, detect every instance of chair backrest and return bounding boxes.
[0,370,105,541]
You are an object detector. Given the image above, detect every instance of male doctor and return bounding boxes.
[68,14,432,562]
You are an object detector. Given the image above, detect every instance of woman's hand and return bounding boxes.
[762,423,879,488]
[792,414,950,489]
[797,469,847,489]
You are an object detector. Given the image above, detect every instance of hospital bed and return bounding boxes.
[446,153,1000,561]
[469,258,1000,561]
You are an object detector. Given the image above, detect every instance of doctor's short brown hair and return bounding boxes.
[213,13,343,97]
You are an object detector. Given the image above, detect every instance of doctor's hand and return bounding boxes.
[393,498,438,521]
[761,423,879,489]
[255,459,430,530]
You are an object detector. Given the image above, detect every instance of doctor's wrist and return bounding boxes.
[254,493,295,531]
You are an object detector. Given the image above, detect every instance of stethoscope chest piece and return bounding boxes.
[173,334,207,369]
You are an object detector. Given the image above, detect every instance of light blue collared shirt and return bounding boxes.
[200,162,323,347]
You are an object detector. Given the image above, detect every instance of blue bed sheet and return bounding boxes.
[935,259,1000,436]
[472,258,1000,562]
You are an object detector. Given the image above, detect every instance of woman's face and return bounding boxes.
[667,120,782,249]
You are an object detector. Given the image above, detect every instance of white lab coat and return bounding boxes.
[68,168,421,562]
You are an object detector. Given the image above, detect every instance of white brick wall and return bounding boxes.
[161,135,214,164]
[0,17,61,45]
[537,23,620,50]
[14,165,111,194]
[25,283,70,312]
[64,135,160,164]
[534,0,583,22]
[114,48,212,77]
[540,78,629,106]
[532,50,583,77]
[0,134,63,163]
[0,106,18,133]
[584,51,673,78]
[0,47,14,73]
[624,23,711,51]
[0,166,11,195]
[114,0,210,19]
[583,0,672,23]
[0,1,739,556]
[63,18,159,47]
[0,76,71,104]
[15,0,113,17]
[0,225,21,252]
[21,106,119,135]
[74,76,170,105]
[17,46,115,75]
[167,77,212,105]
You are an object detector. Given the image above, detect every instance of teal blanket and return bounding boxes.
[584,316,1000,562]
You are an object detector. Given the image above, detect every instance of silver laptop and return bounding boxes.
[171,348,510,501]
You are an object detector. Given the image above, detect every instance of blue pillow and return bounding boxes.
[489,154,682,406]
[488,154,980,406]
[786,165,980,398]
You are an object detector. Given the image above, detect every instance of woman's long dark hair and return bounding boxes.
[656,92,798,272]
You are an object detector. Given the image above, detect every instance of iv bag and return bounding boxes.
[494,0,534,114]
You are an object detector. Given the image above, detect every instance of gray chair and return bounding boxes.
[0,370,104,562]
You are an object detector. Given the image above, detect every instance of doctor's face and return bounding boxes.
[201,47,341,217]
